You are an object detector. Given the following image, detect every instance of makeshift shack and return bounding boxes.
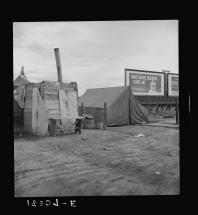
[14,48,81,136]
[23,81,78,135]
[79,86,149,126]
[14,67,30,128]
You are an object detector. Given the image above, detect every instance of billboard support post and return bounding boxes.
[176,98,179,124]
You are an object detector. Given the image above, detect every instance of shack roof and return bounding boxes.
[14,74,30,87]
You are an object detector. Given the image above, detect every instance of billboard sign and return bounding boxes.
[168,74,179,96]
[125,69,164,96]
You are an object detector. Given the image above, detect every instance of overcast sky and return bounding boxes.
[13,20,178,96]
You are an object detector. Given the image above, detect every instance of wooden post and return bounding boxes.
[81,102,84,115]
[103,102,107,130]
[156,104,159,113]
[54,48,63,84]
[176,98,179,124]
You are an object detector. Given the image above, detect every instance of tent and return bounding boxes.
[79,86,148,126]
[13,72,30,127]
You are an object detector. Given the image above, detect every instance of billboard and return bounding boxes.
[125,69,164,96]
[168,74,179,96]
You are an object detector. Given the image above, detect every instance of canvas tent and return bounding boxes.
[79,86,148,126]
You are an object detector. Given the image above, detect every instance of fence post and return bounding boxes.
[103,102,107,130]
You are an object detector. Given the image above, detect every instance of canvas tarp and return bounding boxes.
[79,86,148,126]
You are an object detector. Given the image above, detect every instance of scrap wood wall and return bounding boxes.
[24,81,78,135]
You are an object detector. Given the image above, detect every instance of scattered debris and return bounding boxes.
[154,171,161,175]
[73,151,79,155]
[167,151,172,156]
[81,137,88,141]
[134,134,145,138]
[104,147,114,150]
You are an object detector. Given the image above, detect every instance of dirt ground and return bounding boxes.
[14,118,179,196]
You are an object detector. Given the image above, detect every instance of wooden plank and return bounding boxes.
[36,88,48,135]
[24,108,32,113]
[64,88,75,92]
[24,102,32,108]
[24,111,32,128]
[43,81,72,87]
[59,90,67,118]
[24,117,32,123]
[45,100,60,110]
[44,85,74,92]
[24,112,32,118]
[44,100,59,105]
[46,105,60,110]
[32,88,38,133]
[44,85,60,91]
[48,113,61,119]
[44,94,59,101]
[67,90,78,118]
[44,89,59,95]
[48,109,60,115]
[59,89,70,128]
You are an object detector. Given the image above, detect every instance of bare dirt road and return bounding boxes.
[14,119,179,196]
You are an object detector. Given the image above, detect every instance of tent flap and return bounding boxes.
[130,90,149,124]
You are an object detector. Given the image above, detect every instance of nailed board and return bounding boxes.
[59,90,68,119]
[44,89,59,95]
[24,112,32,127]
[45,100,60,110]
[44,94,59,101]
[59,90,74,129]
[67,90,78,118]
[48,109,61,115]
[31,88,48,135]
[24,103,32,108]
[24,108,32,113]
[48,113,61,119]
